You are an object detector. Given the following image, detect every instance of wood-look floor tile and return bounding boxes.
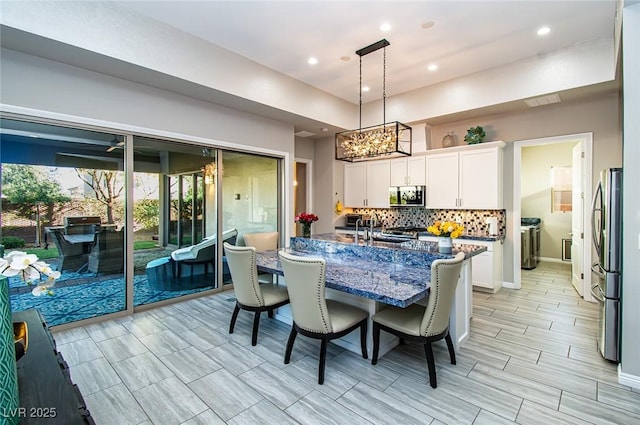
[490,308,553,330]
[188,369,263,421]
[83,383,149,425]
[435,369,522,421]
[496,328,570,357]
[57,337,104,366]
[139,329,190,356]
[227,399,299,425]
[283,355,358,400]
[238,362,314,409]
[286,390,372,425]
[471,314,528,335]
[560,391,640,424]
[52,326,90,345]
[505,357,597,400]
[97,333,149,363]
[112,351,175,391]
[597,382,640,415]
[385,375,480,425]
[538,352,620,387]
[331,350,400,391]
[159,346,222,383]
[468,333,541,363]
[205,341,266,376]
[516,399,590,425]
[180,324,230,352]
[467,362,561,409]
[70,357,121,396]
[180,409,226,425]
[121,314,168,338]
[523,325,596,351]
[473,409,518,425]
[337,381,432,425]
[134,376,208,425]
[85,320,130,342]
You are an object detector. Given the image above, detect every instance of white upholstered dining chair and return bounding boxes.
[278,250,368,385]
[371,252,465,388]
[224,243,289,346]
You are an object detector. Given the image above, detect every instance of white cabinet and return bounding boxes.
[425,141,504,209]
[418,236,503,293]
[390,156,426,186]
[344,160,390,208]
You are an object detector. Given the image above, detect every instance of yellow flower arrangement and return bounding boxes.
[427,221,465,238]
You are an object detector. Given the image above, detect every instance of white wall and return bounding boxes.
[621,1,640,385]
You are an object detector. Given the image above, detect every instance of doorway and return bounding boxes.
[513,133,593,301]
[294,159,313,236]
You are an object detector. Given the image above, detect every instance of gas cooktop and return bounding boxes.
[383,227,428,237]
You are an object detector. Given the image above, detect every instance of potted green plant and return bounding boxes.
[464,126,486,144]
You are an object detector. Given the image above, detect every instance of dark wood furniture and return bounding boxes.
[12,310,94,425]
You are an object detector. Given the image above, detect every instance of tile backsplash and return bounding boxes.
[351,207,506,237]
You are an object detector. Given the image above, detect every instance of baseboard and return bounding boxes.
[502,280,520,289]
[618,365,640,390]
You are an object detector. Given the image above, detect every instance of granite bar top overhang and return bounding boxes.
[253,233,487,307]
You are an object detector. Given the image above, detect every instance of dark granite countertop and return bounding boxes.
[255,233,486,307]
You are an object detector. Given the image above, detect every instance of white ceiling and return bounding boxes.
[116,0,617,105]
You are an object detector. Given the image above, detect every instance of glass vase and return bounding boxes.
[1,277,20,425]
[302,223,311,238]
[438,237,453,254]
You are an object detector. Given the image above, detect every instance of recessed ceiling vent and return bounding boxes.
[295,130,316,137]
[524,93,561,107]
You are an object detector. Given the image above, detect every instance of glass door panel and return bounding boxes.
[0,118,126,326]
[132,136,218,306]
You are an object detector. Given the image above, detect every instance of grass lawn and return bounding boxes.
[11,240,158,260]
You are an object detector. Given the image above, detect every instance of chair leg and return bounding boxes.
[445,332,456,365]
[318,338,328,385]
[424,342,437,388]
[229,304,240,334]
[371,322,380,365]
[268,309,274,319]
[359,320,368,359]
[251,311,261,346]
[284,327,297,364]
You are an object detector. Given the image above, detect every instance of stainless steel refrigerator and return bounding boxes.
[591,168,622,362]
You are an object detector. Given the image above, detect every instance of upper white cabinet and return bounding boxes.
[344,160,390,208]
[390,156,426,186]
[425,141,505,209]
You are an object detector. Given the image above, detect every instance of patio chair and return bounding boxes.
[171,228,238,277]
[48,229,87,272]
[88,229,124,274]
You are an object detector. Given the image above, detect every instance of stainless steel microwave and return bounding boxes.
[389,186,425,207]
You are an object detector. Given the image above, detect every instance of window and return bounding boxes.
[551,166,572,212]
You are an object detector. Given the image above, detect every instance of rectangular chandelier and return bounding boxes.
[335,39,412,162]
[335,121,412,161]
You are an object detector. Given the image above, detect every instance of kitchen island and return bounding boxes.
[255,233,486,356]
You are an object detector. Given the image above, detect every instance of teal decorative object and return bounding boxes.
[0,277,20,425]
[464,126,486,144]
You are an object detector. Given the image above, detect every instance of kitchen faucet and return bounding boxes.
[368,212,378,245]
[354,218,362,244]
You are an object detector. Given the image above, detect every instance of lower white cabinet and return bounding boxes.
[418,236,503,293]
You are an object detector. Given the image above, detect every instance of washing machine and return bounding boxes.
[521,218,541,269]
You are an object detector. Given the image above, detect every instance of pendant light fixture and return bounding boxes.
[335,39,412,162]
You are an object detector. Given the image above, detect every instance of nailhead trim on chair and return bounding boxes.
[286,255,331,334]
[423,262,461,337]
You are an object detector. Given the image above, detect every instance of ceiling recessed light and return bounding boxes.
[308,57,318,65]
[421,21,435,30]
[427,64,438,71]
[320,127,329,132]
[380,22,391,32]
[340,56,351,62]
[537,26,551,36]
[362,86,370,92]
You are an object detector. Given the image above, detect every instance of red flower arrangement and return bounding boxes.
[294,212,319,225]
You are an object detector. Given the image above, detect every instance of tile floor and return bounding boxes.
[55,261,640,424]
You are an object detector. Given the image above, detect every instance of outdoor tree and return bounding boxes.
[75,168,124,224]
[1,164,70,246]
